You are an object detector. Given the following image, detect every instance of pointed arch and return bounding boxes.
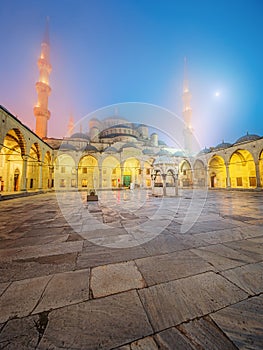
[229,149,256,188]
[208,155,226,188]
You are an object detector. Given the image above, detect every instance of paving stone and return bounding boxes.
[91,261,145,298]
[130,336,159,349]
[0,241,83,263]
[38,290,153,350]
[141,230,188,255]
[224,238,263,261]
[0,234,69,250]
[193,228,250,245]
[77,243,148,269]
[221,262,263,295]
[136,250,214,286]
[211,294,263,350]
[0,282,10,297]
[154,327,196,349]
[0,315,39,350]
[33,269,90,313]
[0,275,51,323]
[0,252,78,282]
[191,243,257,271]
[138,271,248,331]
[178,316,238,350]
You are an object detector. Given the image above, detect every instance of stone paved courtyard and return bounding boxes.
[0,189,262,349]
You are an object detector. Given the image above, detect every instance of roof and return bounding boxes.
[215,141,232,150]
[82,144,98,152]
[154,155,175,166]
[70,132,90,140]
[104,146,118,153]
[60,143,77,151]
[235,133,260,144]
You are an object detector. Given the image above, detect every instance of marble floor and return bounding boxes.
[0,189,262,349]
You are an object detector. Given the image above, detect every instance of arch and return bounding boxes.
[179,159,193,187]
[193,159,206,187]
[0,129,26,192]
[208,155,226,188]
[259,149,263,187]
[54,154,76,189]
[26,143,42,190]
[229,149,256,188]
[102,156,121,188]
[122,157,140,188]
[144,161,152,188]
[78,155,99,190]
[42,151,52,189]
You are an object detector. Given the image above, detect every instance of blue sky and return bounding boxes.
[1,0,263,147]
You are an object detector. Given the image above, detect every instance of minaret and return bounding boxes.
[182,57,193,154]
[67,115,74,136]
[34,18,52,139]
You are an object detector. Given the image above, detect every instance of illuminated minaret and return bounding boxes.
[182,57,193,154]
[34,18,52,139]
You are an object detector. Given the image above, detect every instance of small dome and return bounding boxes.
[157,149,171,156]
[121,142,138,149]
[82,144,98,152]
[154,155,175,166]
[60,143,77,151]
[142,148,155,155]
[173,151,185,157]
[158,140,167,146]
[235,133,260,144]
[215,141,232,150]
[104,146,118,153]
[198,147,211,155]
[70,132,90,140]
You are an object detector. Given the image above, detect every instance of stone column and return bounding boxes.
[38,162,43,190]
[21,155,28,191]
[140,167,144,188]
[255,161,261,189]
[98,167,102,189]
[162,174,167,196]
[226,163,231,189]
[75,166,79,189]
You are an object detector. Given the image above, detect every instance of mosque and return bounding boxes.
[0,24,263,196]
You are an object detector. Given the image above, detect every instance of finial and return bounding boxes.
[43,16,50,44]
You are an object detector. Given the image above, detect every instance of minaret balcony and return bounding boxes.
[34,106,50,120]
[35,81,51,95]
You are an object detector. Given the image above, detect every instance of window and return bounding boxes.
[60,179,66,187]
[146,169,150,175]
[112,169,116,175]
[249,177,256,187]
[30,179,34,189]
[61,166,65,173]
[236,177,242,186]
[82,167,87,174]
[183,170,187,176]
[82,179,87,187]
[71,179,76,187]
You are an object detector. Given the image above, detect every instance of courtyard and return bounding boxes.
[0,189,262,349]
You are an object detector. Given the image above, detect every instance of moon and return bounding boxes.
[215,91,220,97]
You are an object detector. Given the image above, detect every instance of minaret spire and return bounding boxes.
[34,18,52,139]
[182,57,193,154]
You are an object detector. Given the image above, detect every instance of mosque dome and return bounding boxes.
[173,150,186,157]
[154,155,175,166]
[157,149,171,156]
[82,144,98,152]
[198,147,211,155]
[104,146,118,153]
[60,143,77,151]
[235,133,260,144]
[215,141,232,150]
[142,148,155,155]
[158,140,167,146]
[70,132,90,140]
[121,142,138,149]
